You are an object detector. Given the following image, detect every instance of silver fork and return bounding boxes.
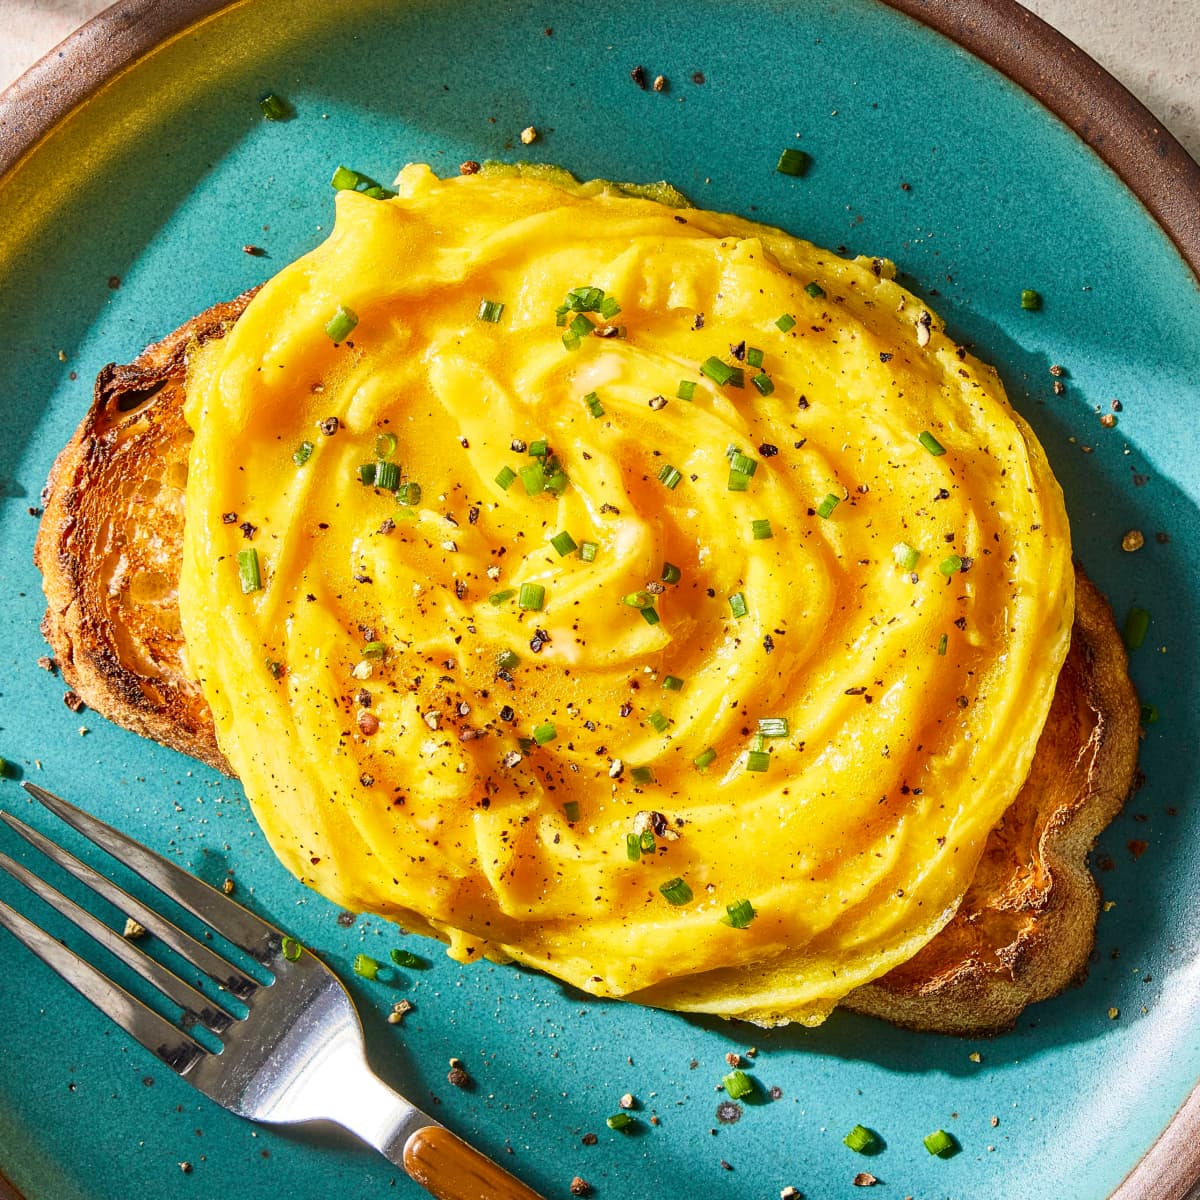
[0,782,543,1200]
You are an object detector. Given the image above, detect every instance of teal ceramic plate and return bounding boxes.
[1,2,1198,1198]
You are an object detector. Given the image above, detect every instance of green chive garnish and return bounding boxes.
[1124,606,1149,650]
[352,953,380,980]
[775,313,796,332]
[662,675,684,691]
[729,452,758,477]
[727,366,745,389]
[292,441,313,466]
[660,877,693,906]
[358,462,377,486]
[477,298,505,323]
[1021,289,1042,311]
[648,711,669,733]
[390,949,427,969]
[661,562,681,584]
[550,530,578,556]
[563,801,580,822]
[495,649,520,671]
[757,717,788,738]
[397,481,421,506]
[520,463,545,495]
[626,832,641,861]
[631,765,655,784]
[361,185,397,200]
[330,164,363,190]
[259,93,290,121]
[843,1125,876,1154]
[919,430,946,456]
[723,1070,755,1099]
[923,1129,956,1157]
[325,305,358,342]
[815,493,840,518]
[544,470,569,496]
[640,830,655,853]
[700,356,736,386]
[657,464,682,490]
[1140,702,1159,725]
[640,607,661,626]
[804,281,825,299]
[693,746,717,772]
[729,592,748,619]
[751,518,773,540]
[938,554,963,576]
[728,470,751,493]
[237,549,262,594]
[607,1112,634,1131]
[893,542,920,570]
[280,935,302,961]
[745,347,764,369]
[752,372,774,396]
[488,589,515,606]
[580,541,599,562]
[725,899,756,929]
[776,147,810,177]
[600,296,621,318]
[528,439,549,458]
[624,591,653,609]
[584,391,605,417]
[532,721,557,745]
[676,380,697,401]
[362,641,388,659]
[374,460,400,491]
[562,330,582,351]
[745,749,770,772]
[568,313,593,338]
[495,465,517,490]
[518,583,545,611]
[374,432,397,459]
[937,633,948,655]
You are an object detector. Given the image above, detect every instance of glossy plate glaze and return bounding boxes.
[0,2,1197,1198]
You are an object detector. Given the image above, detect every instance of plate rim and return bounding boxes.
[0,2,1197,1198]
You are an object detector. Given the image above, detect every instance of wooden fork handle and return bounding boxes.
[402,1124,544,1200]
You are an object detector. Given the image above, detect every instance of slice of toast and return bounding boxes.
[34,298,1141,1034]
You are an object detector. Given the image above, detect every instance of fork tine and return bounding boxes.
[0,809,259,1000]
[22,783,279,962]
[0,847,236,1034]
[0,894,208,1075]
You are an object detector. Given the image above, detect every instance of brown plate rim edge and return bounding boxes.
[0,2,1197,1199]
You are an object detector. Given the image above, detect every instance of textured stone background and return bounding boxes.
[2,0,1197,162]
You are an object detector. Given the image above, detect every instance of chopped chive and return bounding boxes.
[520,463,545,495]
[746,347,764,369]
[745,749,770,772]
[607,1112,634,1131]
[374,460,400,491]
[583,390,605,417]
[562,329,582,351]
[725,899,756,929]
[844,1125,876,1154]
[893,542,920,571]
[662,675,684,691]
[661,562,681,584]
[776,147,810,177]
[630,765,656,784]
[648,710,669,733]
[569,313,594,338]
[580,541,599,562]
[624,591,653,609]
[640,606,661,626]
[543,470,569,496]
[640,830,655,853]
[918,430,946,456]
[923,1129,956,1157]
[477,298,505,323]
[815,493,841,518]
[804,281,826,299]
[280,936,302,961]
[265,658,284,679]
[729,592,748,619]
[518,582,545,611]
[752,372,774,396]
[937,632,948,655]
[938,554,964,576]
[494,465,517,490]
[723,1070,755,1099]
[259,93,290,120]
[599,295,621,319]
[751,518,774,540]
[554,305,569,327]
[532,721,557,745]
[358,462,377,486]
[775,313,796,332]
[528,439,549,458]
[237,549,262,594]
[1123,606,1150,650]
[727,366,745,389]
[352,953,380,980]
[729,452,758,477]
[292,440,313,466]
[374,432,397,459]
[1140,702,1159,725]
[757,717,789,738]
[626,832,641,861]
[728,469,751,492]
[1021,288,1042,311]
[657,464,683,490]
[660,877,693,906]
[362,641,388,659]
[563,801,580,822]
[361,185,397,200]
[495,649,520,671]
[750,733,767,753]
[330,164,363,190]
[676,380,697,401]
[550,530,578,556]
[566,285,605,311]
[325,305,358,342]
[693,746,717,772]
[700,356,736,386]
[488,589,515,606]
[397,481,421,506]
[390,949,427,969]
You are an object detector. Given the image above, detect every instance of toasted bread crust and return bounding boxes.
[35,298,1140,1033]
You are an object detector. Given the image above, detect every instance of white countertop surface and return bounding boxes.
[1,0,1198,164]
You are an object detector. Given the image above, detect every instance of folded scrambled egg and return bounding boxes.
[179,164,1073,1025]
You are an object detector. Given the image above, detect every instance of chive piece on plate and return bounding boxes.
[918,430,946,456]
[729,592,748,619]
[677,380,697,401]
[532,721,557,745]
[657,464,683,490]
[775,312,796,332]
[659,877,693,906]
[725,899,756,929]
[325,305,358,342]
[844,1125,876,1154]
[776,147,810,177]
[745,749,770,772]
[723,1069,755,1099]
[550,530,578,556]
[495,465,517,490]
[751,518,773,540]
[518,582,545,611]
[237,549,262,594]
[893,542,920,570]
[259,93,290,121]
[477,298,505,323]
[292,441,313,466]
[693,746,717,772]
[1021,288,1042,310]
[815,493,840,519]
[579,541,599,562]
[352,953,380,980]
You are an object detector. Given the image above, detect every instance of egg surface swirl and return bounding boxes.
[180,164,1073,1025]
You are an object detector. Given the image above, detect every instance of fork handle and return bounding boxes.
[402,1125,543,1200]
